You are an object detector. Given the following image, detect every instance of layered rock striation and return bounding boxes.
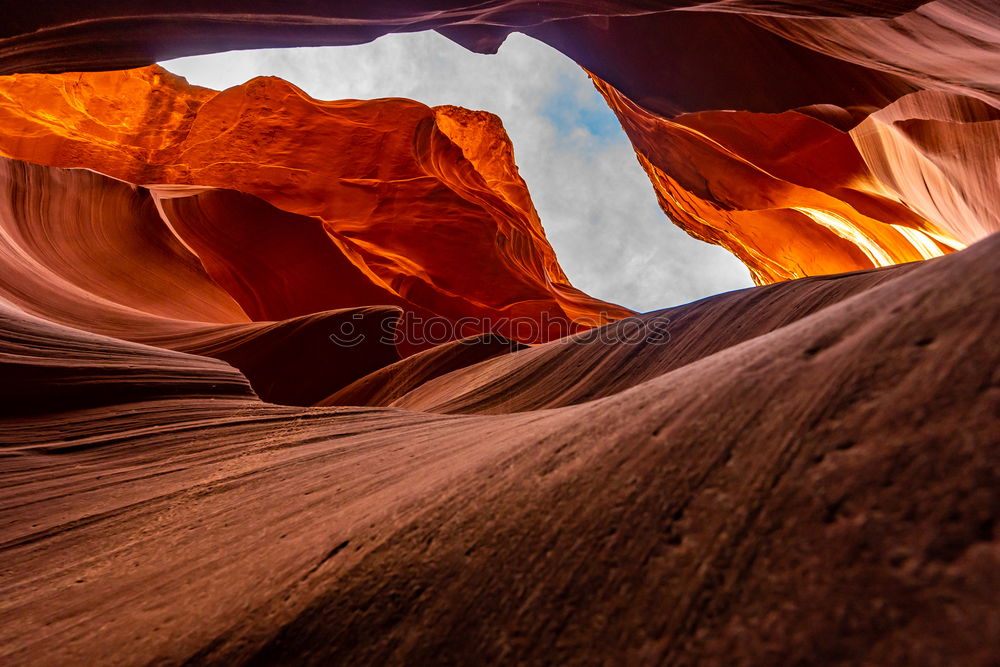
[0,2,997,664]
[1,2,997,282]
[2,231,997,664]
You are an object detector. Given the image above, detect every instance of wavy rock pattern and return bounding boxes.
[3,3,995,283]
[547,4,998,282]
[391,262,926,414]
[0,2,997,664]
[0,67,630,345]
[0,156,407,405]
[3,234,997,664]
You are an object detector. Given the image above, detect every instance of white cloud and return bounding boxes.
[161,32,752,312]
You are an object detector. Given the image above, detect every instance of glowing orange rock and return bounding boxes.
[0,65,631,345]
[1,3,997,289]
[0,4,999,664]
[513,7,997,285]
[0,156,407,405]
[590,75,972,284]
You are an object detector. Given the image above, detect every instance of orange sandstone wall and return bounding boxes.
[0,3,996,288]
[0,65,631,347]
[0,3,998,664]
[532,6,998,284]
[591,76,969,283]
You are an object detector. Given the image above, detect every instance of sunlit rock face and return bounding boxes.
[563,9,996,282]
[1,2,996,283]
[1,2,998,665]
[0,66,631,347]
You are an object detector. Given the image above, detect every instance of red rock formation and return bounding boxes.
[0,2,933,76]
[2,4,996,283]
[540,6,998,282]
[2,233,997,664]
[0,156,404,404]
[586,72,1000,281]
[0,66,630,346]
[391,262,927,414]
[0,2,997,664]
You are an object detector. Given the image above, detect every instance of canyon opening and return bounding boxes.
[161,32,754,313]
[0,3,997,665]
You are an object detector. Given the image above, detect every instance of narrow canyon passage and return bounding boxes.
[0,2,997,664]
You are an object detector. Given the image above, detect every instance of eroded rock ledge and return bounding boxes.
[0,2,997,664]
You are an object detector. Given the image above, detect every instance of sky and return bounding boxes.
[161,31,751,313]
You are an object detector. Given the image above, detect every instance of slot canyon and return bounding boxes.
[0,2,997,664]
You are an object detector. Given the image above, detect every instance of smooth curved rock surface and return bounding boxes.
[392,261,926,414]
[318,333,525,407]
[1,232,996,664]
[0,156,404,404]
[589,76,977,283]
[0,297,254,416]
[0,3,997,664]
[0,2,934,77]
